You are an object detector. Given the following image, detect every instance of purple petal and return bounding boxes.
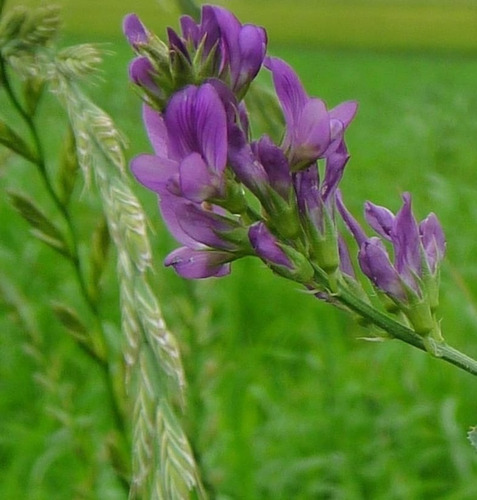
[294,98,330,160]
[265,57,308,129]
[176,203,239,250]
[359,238,406,300]
[329,101,358,129]
[165,86,201,160]
[364,201,395,240]
[130,154,177,194]
[207,6,241,66]
[420,213,446,273]
[123,14,148,47]
[180,15,200,45]
[143,104,169,157]
[159,194,202,248]
[200,6,227,57]
[293,167,320,214]
[129,58,159,96]
[253,136,291,199]
[248,222,291,268]
[167,27,190,60]
[335,190,367,247]
[227,125,268,195]
[338,235,355,278]
[321,142,350,203]
[391,193,421,278]
[165,84,227,171]
[194,84,227,171]
[179,152,216,203]
[164,247,231,278]
[234,25,267,91]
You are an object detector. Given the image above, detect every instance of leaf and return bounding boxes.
[50,301,105,363]
[7,190,70,256]
[88,216,110,300]
[22,75,45,116]
[50,301,87,337]
[57,127,79,205]
[468,427,477,451]
[0,119,38,163]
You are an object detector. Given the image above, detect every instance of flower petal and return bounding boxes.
[164,246,231,278]
[364,201,395,240]
[265,56,308,129]
[130,154,177,193]
[335,190,367,247]
[234,24,267,91]
[321,141,350,204]
[359,238,406,300]
[194,84,227,171]
[158,194,202,248]
[180,14,200,43]
[227,125,268,196]
[179,152,216,203]
[123,14,148,47]
[248,222,291,268]
[329,100,358,129]
[293,167,320,214]
[294,98,330,160]
[129,58,159,96]
[420,213,445,273]
[176,203,239,250]
[143,104,169,157]
[391,193,421,277]
[253,135,291,199]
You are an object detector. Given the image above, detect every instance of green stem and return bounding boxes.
[335,282,477,377]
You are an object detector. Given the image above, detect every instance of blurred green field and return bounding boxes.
[3,0,477,499]
[21,0,477,52]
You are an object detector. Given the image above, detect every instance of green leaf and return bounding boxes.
[50,301,87,337]
[88,216,110,300]
[7,189,70,256]
[468,427,477,451]
[0,119,38,163]
[57,127,79,205]
[50,301,106,364]
[22,75,45,116]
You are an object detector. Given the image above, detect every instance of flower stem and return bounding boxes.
[335,282,477,377]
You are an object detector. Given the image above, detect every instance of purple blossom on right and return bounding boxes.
[338,191,446,339]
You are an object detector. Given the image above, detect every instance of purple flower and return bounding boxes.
[289,147,350,275]
[228,131,291,201]
[128,57,162,99]
[265,57,357,171]
[124,6,267,106]
[130,82,255,278]
[249,222,293,268]
[207,6,267,97]
[123,14,149,47]
[164,247,233,279]
[340,192,446,302]
[160,201,250,279]
[248,222,314,283]
[131,83,228,204]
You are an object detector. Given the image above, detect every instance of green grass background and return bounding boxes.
[3,0,477,498]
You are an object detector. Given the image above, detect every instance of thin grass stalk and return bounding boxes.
[50,69,206,498]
